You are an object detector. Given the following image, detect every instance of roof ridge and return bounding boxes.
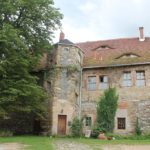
[76,37,150,44]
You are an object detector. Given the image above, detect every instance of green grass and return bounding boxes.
[0,136,53,150]
[0,136,150,150]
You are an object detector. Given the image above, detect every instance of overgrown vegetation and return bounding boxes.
[0,0,62,134]
[0,129,13,137]
[67,65,79,74]
[96,87,118,133]
[135,118,142,135]
[71,117,82,137]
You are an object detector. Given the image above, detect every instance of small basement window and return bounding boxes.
[85,117,92,126]
[117,118,126,129]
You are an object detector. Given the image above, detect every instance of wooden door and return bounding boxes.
[58,115,67,135]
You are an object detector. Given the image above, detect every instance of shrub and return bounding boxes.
[91,125,106,138]
[135,118,142,135]
[97,87,118,133]
[0,130,13,137]
[71,117,82,137]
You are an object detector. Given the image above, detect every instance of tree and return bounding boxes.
[97,88,118,132]
[0,0,62,134]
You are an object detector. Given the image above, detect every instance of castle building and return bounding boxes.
[44,27,150,135]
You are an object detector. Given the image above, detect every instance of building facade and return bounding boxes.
[45,27,150,135]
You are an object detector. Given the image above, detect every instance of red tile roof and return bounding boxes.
[76,37,150,67]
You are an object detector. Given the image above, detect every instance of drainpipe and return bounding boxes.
[79,68,83,120]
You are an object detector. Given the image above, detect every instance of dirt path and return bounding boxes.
[53,139,92,150]
[1,141,150,150]
[54,139,150,150]
[102,145,150,150]
[0,143,25,150]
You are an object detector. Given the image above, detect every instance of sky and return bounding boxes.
[53,0,150,43]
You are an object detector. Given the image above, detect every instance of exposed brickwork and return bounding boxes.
[82,65,150,134]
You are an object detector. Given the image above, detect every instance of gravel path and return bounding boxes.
[102,145,150,150]
[0,143,24,150]
[53,139,92,150]
[54,139,150,150]
[1,140,150,150]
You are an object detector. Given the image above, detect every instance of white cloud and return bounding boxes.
[54,0,150,43]
[79,1,97,14]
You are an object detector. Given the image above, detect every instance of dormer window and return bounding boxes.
[93,45,113,51]
[100,45,108,49]
[116,53,140,59]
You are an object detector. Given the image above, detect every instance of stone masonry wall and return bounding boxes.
[82,65,150,134]
[48,44,83,135]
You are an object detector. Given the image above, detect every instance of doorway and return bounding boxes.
[58,115,67,135]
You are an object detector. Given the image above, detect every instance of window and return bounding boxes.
[136,71,145,87]
[118,118,126,129]
[99,76,108,89]
[87,76,96,90]
[85,117,92,126]
[123,72,132,87]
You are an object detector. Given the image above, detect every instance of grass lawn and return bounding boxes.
[0,136,54,150]
[0,136,150,150]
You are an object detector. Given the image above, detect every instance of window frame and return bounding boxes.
[117,118,126,129]
[136,71,145,87]
[122,71,132,87]
[85,116,92,126]
[99,75,109,89]
[87,76,96,91]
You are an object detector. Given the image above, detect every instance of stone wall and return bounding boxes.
[82,65,150,134]
[47,44,83,135]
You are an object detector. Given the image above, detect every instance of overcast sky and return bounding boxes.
[53,0,150,43]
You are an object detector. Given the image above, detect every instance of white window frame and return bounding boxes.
[85,116,92,126]
[136,71,145,87]
[99,75,109,89]
[87,76,96,91]
[123,72,132,87]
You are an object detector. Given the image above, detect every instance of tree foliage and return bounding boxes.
[0,0,62,133]
[97,88,118,132]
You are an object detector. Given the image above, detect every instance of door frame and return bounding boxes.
[57,115,67,135]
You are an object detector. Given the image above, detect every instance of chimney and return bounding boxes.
[139,27,145,41]
[59,31,65,41]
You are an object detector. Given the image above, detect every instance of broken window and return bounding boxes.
[85,117,92,126]
[87,76,96,90]
[99,75,108,89]
[123,72,132,87]
[117,118,126,129]
[136,71,145,87]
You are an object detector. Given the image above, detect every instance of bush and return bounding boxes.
[135,118,142,135]
[0,130,13,137]
[97,87,118,133]
[71,117,82,137]
[91,125,106,138]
